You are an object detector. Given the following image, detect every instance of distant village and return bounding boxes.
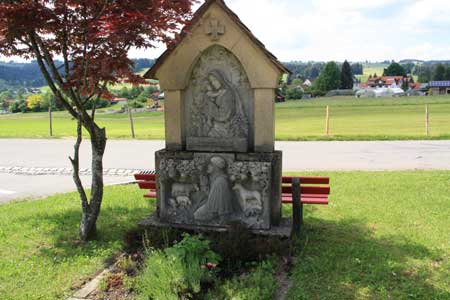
[280,61,450,101]
[2,60,450,114]
[297,76,450,98]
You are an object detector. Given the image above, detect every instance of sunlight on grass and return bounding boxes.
[0,172,449,299]
[286,171,450,300]
[0,185,154,300]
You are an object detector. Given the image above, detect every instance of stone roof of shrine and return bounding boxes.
[144,0,290,80]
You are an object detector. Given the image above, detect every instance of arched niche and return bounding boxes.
[183,45,254,152]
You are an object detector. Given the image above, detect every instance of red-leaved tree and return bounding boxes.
[0,0,195,241]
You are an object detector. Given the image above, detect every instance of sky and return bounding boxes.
[3,0,450,63]
[130,0,450,63]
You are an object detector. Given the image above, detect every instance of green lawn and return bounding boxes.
[1,96,449,141]
[0,171,449,299]
[0,186,153,300]
[276,96,450,140]
[287,171,450,300]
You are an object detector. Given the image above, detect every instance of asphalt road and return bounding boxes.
[0,173,129,204]
[1,139,449,202]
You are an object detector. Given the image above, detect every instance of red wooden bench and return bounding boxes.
[134,171,330,234]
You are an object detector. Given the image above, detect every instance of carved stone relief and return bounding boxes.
[158,153,271,229]
[185,45,253,152]
[204,18,225,41]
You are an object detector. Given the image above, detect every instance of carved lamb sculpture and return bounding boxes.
[169,183,199,209]
[232,183,262,217]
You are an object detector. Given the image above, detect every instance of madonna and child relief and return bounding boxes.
[185,45,253,153]
[192,69,248,139]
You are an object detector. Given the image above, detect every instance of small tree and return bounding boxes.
[26,94,43,111]
[315,61,341,92]
[286,87,303,100]
[291,78,302,86]
[0,0,195,241]
[0,90,12,102]
[401,79,409,92]
[433,64,446,81]
[119,87,130,99]
[383,63,406,77]
[340,60,353,89]
[445,65,450,80]
[41,91,56,111]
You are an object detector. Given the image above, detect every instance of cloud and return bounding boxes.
[225,0,450,61]
[3,0,450,62]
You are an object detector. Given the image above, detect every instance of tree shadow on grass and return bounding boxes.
[15,203,155,266]
[288,217,450,300]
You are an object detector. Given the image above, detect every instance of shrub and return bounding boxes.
[286,87,304,100]
[133,234,220,300]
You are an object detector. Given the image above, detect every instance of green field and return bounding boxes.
[355,63,388,82]
[355,63,418,83]
[1,95,450,140]
[1,171,449,299]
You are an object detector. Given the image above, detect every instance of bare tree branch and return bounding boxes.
[27,32,78,118]
[69,115,89,212]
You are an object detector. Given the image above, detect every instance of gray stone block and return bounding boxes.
[155,149,282,230]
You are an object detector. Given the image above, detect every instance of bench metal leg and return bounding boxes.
[292,177,302,238]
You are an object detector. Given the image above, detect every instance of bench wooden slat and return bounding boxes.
[137,181,156,190]
[134,172,330,208]
[282,185,330,195]
[283,193,328,198]
[144,192,157,198]
[282,176,329,185]
[301,197,329,205]
[134,173,156,181]
[282,197,329,204]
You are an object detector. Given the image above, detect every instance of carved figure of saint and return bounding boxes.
[202,70,248,138]
[194,156,237,222]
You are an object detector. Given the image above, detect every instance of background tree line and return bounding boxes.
[0,59,155,90]
[414,63,450,83]
[284,61,363,83]
[278,60,355,100]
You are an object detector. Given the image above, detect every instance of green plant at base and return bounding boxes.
[133,234,220,300]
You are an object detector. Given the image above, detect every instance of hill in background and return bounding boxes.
[0,59,155,91]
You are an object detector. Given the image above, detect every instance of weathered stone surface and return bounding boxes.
[156,150,282,230]
[139,213,292,238]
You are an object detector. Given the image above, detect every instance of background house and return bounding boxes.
[367,76,411,88]
[429,81,450,95]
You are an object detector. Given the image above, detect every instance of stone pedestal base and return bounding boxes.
[139,213,292,238]
[155,150,282,230]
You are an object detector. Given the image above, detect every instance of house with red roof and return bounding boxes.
[367,76,412,88]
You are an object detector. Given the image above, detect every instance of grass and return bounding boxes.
[1,95,450,141]
[276,96,450,140]
[0,171,449,299]
[0,110,165,139]
[0,185,153,300]
[286,171,450,300]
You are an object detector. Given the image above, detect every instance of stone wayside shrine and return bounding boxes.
[143,0,290,232]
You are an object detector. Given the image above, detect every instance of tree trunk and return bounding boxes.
[79,126,107,241]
